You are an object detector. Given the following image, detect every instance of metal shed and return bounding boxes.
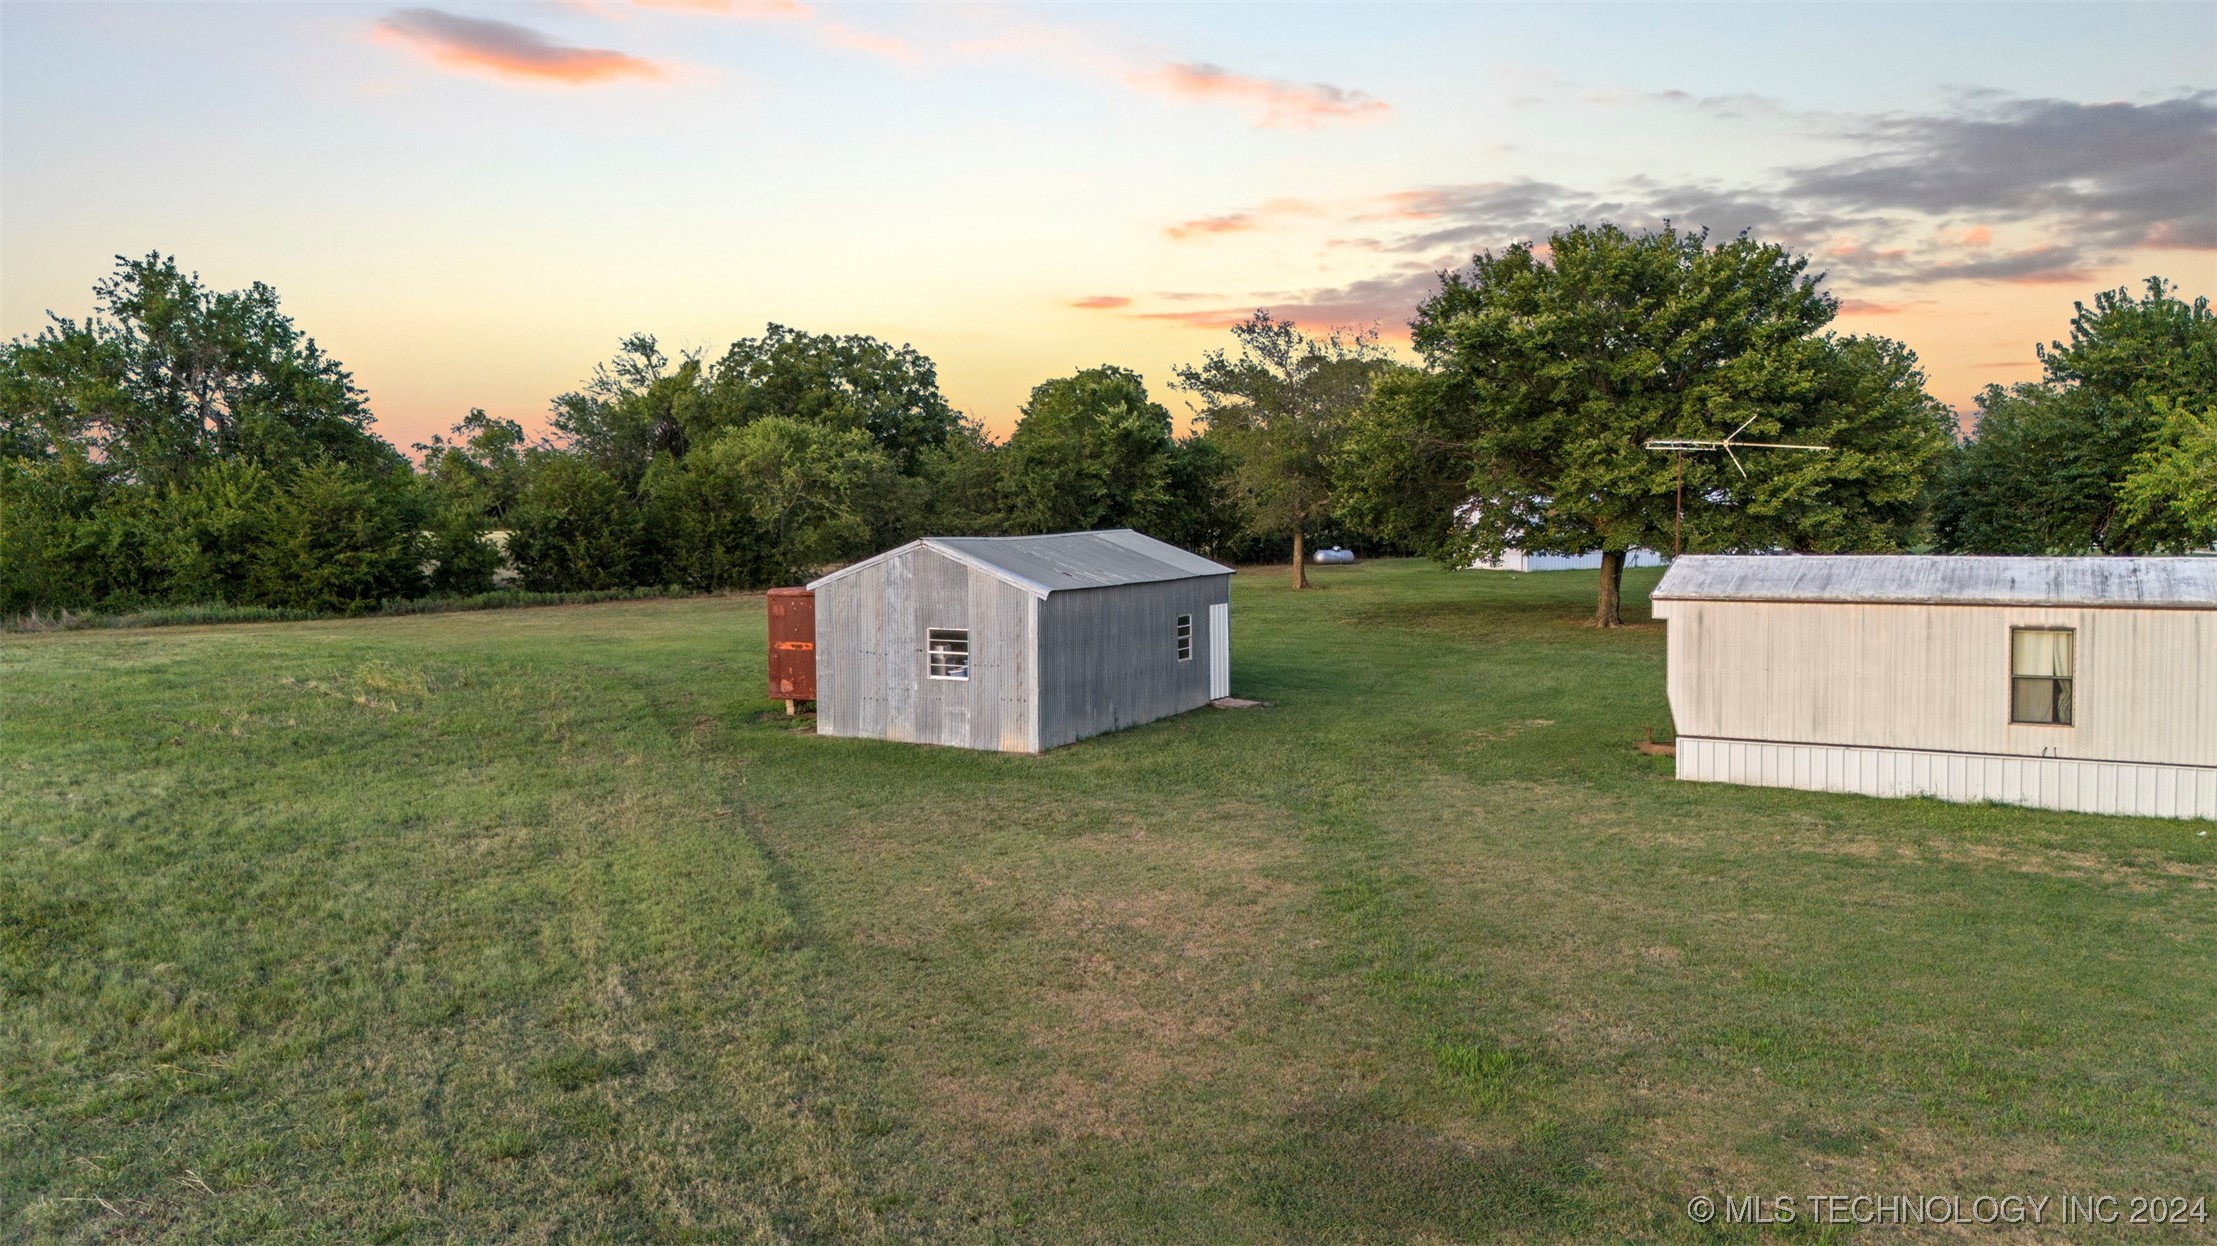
[1651,555,2217,820]
[807,529,1233,753]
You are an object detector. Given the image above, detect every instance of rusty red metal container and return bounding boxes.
[767,587,816,706]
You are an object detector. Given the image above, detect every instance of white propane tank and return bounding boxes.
[1312,547,1356,564]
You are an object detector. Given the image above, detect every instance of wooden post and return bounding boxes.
[1674,453,1684,557]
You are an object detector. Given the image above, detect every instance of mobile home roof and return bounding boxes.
[810,529,1232,599]
[1653,554,2217,609]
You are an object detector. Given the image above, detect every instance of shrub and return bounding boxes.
[245,462,429,613]
[505,454,642,591]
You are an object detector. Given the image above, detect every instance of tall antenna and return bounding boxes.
[1644,416,1830,556]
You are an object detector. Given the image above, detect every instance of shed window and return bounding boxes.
[927,628,970,680]
[1176,614,1193,661]
[2010,628,2073,725]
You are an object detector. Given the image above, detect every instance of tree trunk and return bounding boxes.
[1292,526,1310,589]
[1595,550,1625,627]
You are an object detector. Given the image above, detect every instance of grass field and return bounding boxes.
[4,560,2212,1244]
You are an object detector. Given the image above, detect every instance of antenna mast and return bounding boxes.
[1644,416,1830,556]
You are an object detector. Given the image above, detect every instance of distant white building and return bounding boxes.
[1468,549,1666,572]
[1651,555,2217,820]
[1452,500,1665,572]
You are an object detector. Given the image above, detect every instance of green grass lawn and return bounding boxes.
[4,560,2212,1243]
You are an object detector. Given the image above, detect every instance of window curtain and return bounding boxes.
[2012,630,2073,678]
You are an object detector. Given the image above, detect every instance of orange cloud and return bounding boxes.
[1166,213,1259,240]
[1835,298,1904,314]
[1134,63,1389,129]
[1133,306,1261,329]
[1164,198,1320,241]
[1960,226,1993,246]
[378,8,664,84]
[1069,296,1131,309]
[1368,190,1453,221]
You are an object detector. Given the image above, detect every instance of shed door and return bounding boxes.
[1208,602,1230,700]
[768,590,816,701]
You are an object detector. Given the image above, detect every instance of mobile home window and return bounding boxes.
[1176,614,1193,661]
[2010,628,2073,725]
[927,628,970,680]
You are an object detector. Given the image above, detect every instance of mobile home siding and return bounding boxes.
[1035,575,1229,750]
[1675,737,2217,820]
[1652,556,2217,819]
[1659,600,2217,768]
[816,545,1038,752]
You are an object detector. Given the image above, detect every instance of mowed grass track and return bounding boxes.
[3,561,2212,1244]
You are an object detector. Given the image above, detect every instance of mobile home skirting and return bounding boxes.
[1676,736,2217,821]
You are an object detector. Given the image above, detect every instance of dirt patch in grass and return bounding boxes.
[841,811,1311,1155]
[1935,840,2215,891]
[1252,1094,1609,1241]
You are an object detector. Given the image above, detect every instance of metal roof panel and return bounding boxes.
[926,530,1232,594]
[1652,555,2217,609]
[809,530,1231,597]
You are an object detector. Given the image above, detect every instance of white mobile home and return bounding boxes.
[808,530,1233,753]
[1469,548,1666,572]
[1650,555,2217,820]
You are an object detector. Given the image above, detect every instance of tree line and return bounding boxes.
[4,237,2211,623]
[1333,226,2215,623]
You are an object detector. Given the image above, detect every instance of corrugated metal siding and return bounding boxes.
[815,545,1038,752]
[1664,600,2217,767]
[1036,576,1229,749]
[1678,737,2217,820]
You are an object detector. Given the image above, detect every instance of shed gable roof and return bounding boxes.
[809,529,1232,599]
[1653,554,2217,609]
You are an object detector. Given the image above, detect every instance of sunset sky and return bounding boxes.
[4,2,2213,449]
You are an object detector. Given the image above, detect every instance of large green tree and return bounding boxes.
[0,253,389,484]
[243,462,430,613]
[0,254,431,614]
[706,416,886,582]
[0,454,160,612]
[1174,312,1390,588]
[1337,224,1953,625]
[416,409,529,523]
[1935,277,2216,554]
[414,410,529,596]
[903,418,1007,539]
[548,335,703,492]
[699,325,960,473]
[2118,399,2217,549]
[640,446,770,593]
[504,453,644,592]
[1000,366,1179,535]
[1154,434,1245,558]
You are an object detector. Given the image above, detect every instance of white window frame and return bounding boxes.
[1175,614,1193,662]
[927,627,970,680]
